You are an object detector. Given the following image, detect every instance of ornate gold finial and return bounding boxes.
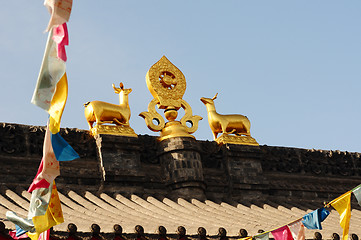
[145,56,186,109]
[84,82,137,137]
[200,93,258,146]
[140,56,202,141]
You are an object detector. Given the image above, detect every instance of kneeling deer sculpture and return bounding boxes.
[84,82,132,129]
[200,93,251,140]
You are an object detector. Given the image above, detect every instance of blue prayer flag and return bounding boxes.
[51,132,79,161]
[15,224,27,237]
[302,207,330,230]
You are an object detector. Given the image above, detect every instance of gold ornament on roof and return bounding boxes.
[84,82,137,137]
[145,56,186,109]
[140,56,202,141]
[200,93,258,146]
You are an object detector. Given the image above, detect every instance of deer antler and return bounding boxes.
[212,93,218,100]
[112,83,121,94]
[112,82,124,92]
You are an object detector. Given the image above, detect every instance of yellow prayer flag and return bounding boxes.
[330,191,351,240]
[27,231,40,240]
[48,73,68,134]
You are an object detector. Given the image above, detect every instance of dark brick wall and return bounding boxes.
[1,123,360,203]
[0,123,100,190]
[259,145,361,203]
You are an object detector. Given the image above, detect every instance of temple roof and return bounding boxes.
[1,187,361,239]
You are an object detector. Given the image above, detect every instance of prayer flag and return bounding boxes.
[352,184,361,207]
[44,0,73,32]
[302,208,330,230]
[271,226,293,240]
[254,232,269,240]
[52,23,68,62]
[31,28,66,115]
[330,191,352,240]
[48,73,68,134]
[15,225,28,238]
[297,224,305,240]
[288,220,305,240]
[51,132,79,161]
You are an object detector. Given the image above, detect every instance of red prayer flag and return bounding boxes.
[271,226,293,240]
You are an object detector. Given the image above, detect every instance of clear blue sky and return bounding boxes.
[1,1,360,152]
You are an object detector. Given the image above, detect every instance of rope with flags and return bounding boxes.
[250,184,361,240]
[6,1,78,240]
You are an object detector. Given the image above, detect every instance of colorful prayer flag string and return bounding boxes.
[248,184,361,240]
[6,1,77,240]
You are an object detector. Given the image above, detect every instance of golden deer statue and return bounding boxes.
[84,82,132,129]
[200,93,251,140]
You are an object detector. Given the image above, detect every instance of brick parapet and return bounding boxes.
[157,137,206,200]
